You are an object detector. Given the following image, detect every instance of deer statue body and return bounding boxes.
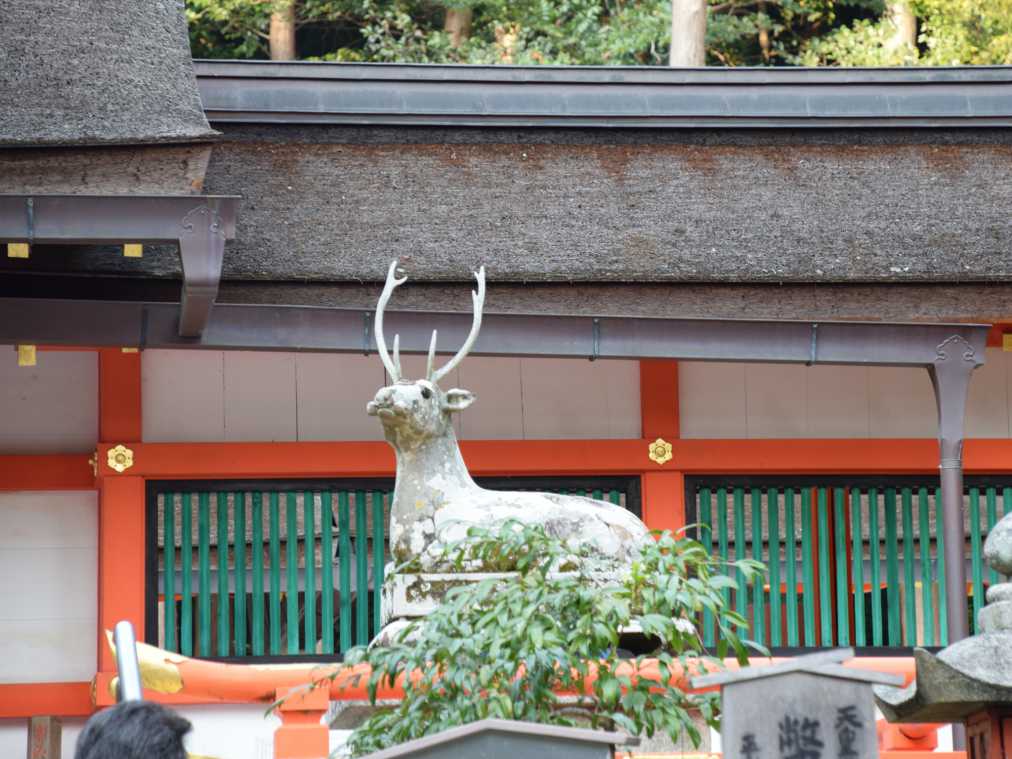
[367,262,649,571]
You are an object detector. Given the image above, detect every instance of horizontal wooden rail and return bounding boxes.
[0,682,94,718]
[0,454,95,491]
[84,438,1012,480]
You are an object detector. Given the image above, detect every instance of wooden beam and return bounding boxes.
[639,359,679,440]
[99,347,142,442]
[94,439,653,479]
[0,455,95,491]
[0,683,93,718]
[92,437,1012,480]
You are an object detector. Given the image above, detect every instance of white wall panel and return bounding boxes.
[296,353,384,441]
[745,364,807,438]
[0,346,97,454]
[806,365,870,438]
[0,491,98,549]
[0,548,96,620]
[868,366,937,438]
[0,491,97,684]
[967,348,1009,438]
[143,349,225,442]
[176,704,281,759]
[519,358,640,439]
[0,620,97,682]
[679,362,748,438]
[680,360,980,439]
[145,348,1012,443]
[598,360,642,438]
[458,357,525,440]
[223,352,297,441]
[0,722,27,756]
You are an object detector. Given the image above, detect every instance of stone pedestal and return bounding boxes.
[374,572,514,646]
[381,572,515,624]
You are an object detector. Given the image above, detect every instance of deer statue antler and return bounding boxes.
[429,266,485,384]
[375,261,406,382]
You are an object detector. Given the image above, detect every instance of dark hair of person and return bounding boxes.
[74,701,192,759]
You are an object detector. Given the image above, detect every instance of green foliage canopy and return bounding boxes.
[186,0,882,66]
[797,0,1012,64]
[187,0,1012,66]
[334,522,765,756]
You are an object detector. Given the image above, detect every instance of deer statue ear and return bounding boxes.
[442,388,475,412]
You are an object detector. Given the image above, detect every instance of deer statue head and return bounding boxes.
[366,261,485,453]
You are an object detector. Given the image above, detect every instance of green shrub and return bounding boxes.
[339,521,765,756]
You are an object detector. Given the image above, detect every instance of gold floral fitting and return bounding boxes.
[648,437,673,466]
[107,444,135,473]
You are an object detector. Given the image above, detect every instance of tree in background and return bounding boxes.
[185,0,1012,65]
[797,0,1012,65]
[187,0,366,60]
[671,0,706,65]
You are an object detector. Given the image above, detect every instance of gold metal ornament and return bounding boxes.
[648,437,673,466]
[16,344,36,366]
[107,444,135,473]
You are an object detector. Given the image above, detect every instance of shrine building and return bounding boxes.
[1,1,1011,756]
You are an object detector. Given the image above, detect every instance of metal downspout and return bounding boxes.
[928,335,982,750]
[928,335,980,647]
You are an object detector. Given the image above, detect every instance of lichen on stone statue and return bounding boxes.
[366,261,650,574]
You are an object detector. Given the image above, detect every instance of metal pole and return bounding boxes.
[928,339,978,646]
[113,620,143,702]
[929,335,981,753]
[938,451,968,643]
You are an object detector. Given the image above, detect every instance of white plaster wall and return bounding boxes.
[0,346,97,454]
[515,358,640,440]
[0,491,97,683]
[680,348,1012,439]
[143,350,642,442]
[175,704,281,759]
[0,717,85,757]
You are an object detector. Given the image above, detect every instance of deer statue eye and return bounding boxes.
[421,387,432,399]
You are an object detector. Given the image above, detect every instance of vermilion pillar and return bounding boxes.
[97,477,146,671]
[97,349,145,672]
[639,360,683,533]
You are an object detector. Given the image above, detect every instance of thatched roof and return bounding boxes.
[0,0,216,147]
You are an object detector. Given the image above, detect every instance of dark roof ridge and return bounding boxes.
[194,60,1012,128]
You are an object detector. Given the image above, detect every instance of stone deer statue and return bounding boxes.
[367,261,650,571]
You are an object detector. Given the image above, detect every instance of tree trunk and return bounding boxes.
[757,1,771,61]
[269,1,297,61]
[670,0,706,67]
[444,7,473,49]
[886,1,917,51]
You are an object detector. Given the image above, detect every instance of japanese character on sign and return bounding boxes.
[835,705,863,758]
[779,715,824,759]
[741,732,761,759]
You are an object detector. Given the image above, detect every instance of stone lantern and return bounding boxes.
[875,513,1012,758]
